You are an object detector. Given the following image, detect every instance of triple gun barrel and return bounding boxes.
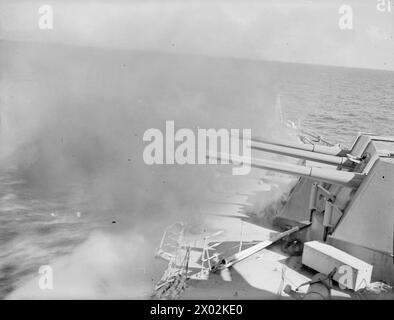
[210,136,365,188]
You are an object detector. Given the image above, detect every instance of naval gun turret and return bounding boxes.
[212,133,394,285]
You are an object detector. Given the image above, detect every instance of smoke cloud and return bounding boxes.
[1,36,288,297]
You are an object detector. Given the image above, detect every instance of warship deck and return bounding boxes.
[177,167,352,299]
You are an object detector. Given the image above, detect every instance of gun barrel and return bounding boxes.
[246,135,348,156]
[209,153,364,188]
[251,141,349,166]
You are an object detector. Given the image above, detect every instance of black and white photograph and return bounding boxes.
[0,0,394,304]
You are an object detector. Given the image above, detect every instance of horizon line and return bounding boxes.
[2,37,394,74]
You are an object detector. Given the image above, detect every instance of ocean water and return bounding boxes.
[0,40,393,299]
[275,63,394,147]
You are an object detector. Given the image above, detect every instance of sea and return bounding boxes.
[0,40,393,299]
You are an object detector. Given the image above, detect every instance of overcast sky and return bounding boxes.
[1,0,393,70]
